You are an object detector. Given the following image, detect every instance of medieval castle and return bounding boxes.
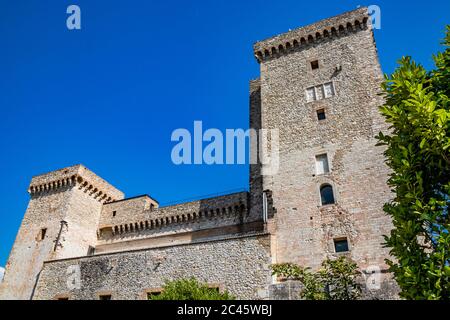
[0,7,399,300]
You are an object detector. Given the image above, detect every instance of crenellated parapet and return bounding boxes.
[28,164,124,203]
[253,7,370,63]
[98,192,249,238]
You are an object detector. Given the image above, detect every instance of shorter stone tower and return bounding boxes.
[0,165,124,300]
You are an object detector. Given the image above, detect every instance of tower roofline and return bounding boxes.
[28,164,124,202]
[253,7,371,63]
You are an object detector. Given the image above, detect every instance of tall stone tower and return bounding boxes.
[0,165,124,300]
[251,8,396,295]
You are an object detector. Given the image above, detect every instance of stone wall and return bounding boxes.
[0,186,72,299]
[33,234,272,300]
[269,276,399,300]
[100,192,248,233]
[96,192,255,254]
[100,195,158,228]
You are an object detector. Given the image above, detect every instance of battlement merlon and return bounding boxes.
[28,164,125,203]
[253,7,371,62]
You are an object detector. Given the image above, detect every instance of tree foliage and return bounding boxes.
[271,257,361,300]
[377,26,450,299]
[149,277,235,300]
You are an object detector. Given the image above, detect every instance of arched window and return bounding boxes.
[320,184,335,205]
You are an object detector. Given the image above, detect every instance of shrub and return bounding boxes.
[149,277,235,300]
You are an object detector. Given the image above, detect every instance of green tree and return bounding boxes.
[271,256,361,300]
[149,278,235,300]
[376,26,450,300]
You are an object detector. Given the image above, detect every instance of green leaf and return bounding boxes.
[420,138,426,149]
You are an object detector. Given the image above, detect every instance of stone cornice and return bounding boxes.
[253,7,370,63]
[107,202,248,237]
[28,164,124,203]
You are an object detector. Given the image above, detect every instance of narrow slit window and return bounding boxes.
[112,211,117,217]
[40,228,47,241]
[87,246,95,256]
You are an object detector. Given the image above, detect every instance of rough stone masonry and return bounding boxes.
[0,7,399,300]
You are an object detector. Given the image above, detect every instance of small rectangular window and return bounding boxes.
[306,87,316,102]
[315,154,330,175]
[112,211,117,217]
[323,82,335,98]
[317,109,326,120]
[334,238,349,253]
[311,60,319,70]
[99,294,112,300]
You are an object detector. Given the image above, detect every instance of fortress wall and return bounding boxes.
[33,234,272,300]
[99,195,157,227]
[97,192,251,243]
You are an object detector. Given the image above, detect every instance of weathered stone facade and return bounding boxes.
[0,165,124,300]
[253,7,397,297]
[33,235,272,300]
[0,7,399,300]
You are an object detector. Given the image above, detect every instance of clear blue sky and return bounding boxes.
[0,0,449,266]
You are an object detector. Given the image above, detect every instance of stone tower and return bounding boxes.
[251,8,396,295]
[0,165,124,300]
